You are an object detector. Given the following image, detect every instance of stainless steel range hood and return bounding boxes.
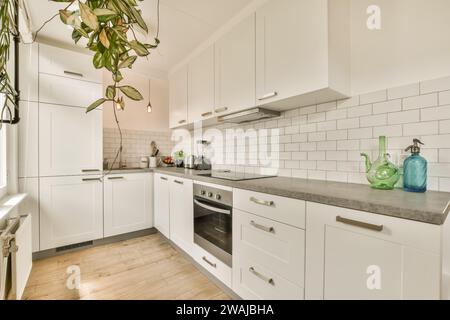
[217,108,281,124]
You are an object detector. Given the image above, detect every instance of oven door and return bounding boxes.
[193,197,232,267]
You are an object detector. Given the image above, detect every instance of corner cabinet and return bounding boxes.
[169,66,189,128]
[104,173,154,237]
[154,174,171,238]
[255,0,350,108]
[305,202,442,300]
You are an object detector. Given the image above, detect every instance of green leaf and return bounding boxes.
[93,8,117,16]
[79,2,99,31]
[93,51,104,69]
[86,98,106,113]
[119,86,143,101]
[106,86,116,99]
[129,40,149,57]
[113,71,123,82]
[129,5,148,33]
[72,29,82,44]
[118,55,137,69]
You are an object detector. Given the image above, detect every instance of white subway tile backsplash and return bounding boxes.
[208,76,450,191]
[421,76,450,94]
[388,83,420,100]
[403,93,438,110]
[373,99,402,114]
[359,90,387,104]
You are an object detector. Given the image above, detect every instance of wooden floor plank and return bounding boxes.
[22,234,231,300]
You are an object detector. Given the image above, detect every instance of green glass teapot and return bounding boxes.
[361,136,400,190]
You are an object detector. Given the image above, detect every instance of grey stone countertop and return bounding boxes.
[153,167,450,225]
[103,168,154,174]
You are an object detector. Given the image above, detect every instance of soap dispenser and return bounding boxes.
[403,139,427,193]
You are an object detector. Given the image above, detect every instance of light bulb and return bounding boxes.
[147,103,152,113]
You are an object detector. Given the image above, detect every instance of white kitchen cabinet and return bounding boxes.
[154,174,171,238]
[214,14,255,116]
[255,0,350,109]
[169,177,193,254]
[39,103,103,177]
[19,42,39,102]
[306,202,442,300]
[188,46,215,123]
[18,178,40,253]
[169,66,188,128]
[18,101,38,178]
[39,73,103,108]
[39,175,103,251]
[39,44,102,84]
[193,243,232,288]
[104,173,154,237]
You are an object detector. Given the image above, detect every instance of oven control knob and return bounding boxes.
[208,192,213,198]
[215,194,221,200]
[200,190,206,196]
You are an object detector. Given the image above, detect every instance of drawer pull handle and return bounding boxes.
[82,178,102,182]
[202,256,217,268]
[178,120,187,124]
[258,92,278,101]
[250,197,274,207]
[250,221,274,234]
[108,177,124,180]
[82,169,100,173]
[174,180,184,185]
[201,112,213,118]
[249,267,274,286]
[64,70,84,78]
[160,177,168,181]
[215,107,228,114]
[336,216,383,232]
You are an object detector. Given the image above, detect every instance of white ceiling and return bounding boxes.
[26,0,253,78]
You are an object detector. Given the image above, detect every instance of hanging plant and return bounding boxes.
[0,0,159,120]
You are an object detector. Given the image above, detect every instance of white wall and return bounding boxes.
[103,70,170,132]
[351,0,450,95]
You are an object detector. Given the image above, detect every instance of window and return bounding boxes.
[0,124,6,199]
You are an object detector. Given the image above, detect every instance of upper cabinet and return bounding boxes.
[255,0,350,109]
[169,65,188,128]
[19,43,39,102]
[39,44,102,84]
[188,46,215,123]
[215,14,255,116]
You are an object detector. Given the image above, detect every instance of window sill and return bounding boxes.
[0,193,28,222]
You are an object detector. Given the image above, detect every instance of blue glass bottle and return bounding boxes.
[403,139,427,193]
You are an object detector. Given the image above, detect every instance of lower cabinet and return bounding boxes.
[104,173,153,237]
[233,209,305,300]
[305,202,442,300]
[39,175,103,251]
[154,174,171,238]
[193,243,232,288]
[18,178,40,253]
[169,176,194,254]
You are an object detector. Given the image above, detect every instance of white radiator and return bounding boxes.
[0,215,33,300]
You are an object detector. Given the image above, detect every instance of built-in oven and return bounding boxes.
[193,183,232,267]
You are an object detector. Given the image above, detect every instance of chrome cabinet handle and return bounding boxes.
[258,92,278,101]
[250,221,275,234]
[249,267,274,286]
[178,120,187,124]
[174,180,184,185]
[202,256,217,268]
[336,216,383,232]
[108,177,124,180]
[82,178,102,182]
[82,169,101,173]
[201,112,213,117]
[64,70,84,77]
[160,177,168,181]
[215,107,228,114]
[250,197,274,207]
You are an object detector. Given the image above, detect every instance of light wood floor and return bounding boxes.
[23,234,231,300]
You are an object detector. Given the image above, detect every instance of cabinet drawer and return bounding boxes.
[233,189,305,229]
[39,44,101,83]
[193,244,232,288]
[233,256,304,300]
[234,209,305,287]
[39,73,103,108]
